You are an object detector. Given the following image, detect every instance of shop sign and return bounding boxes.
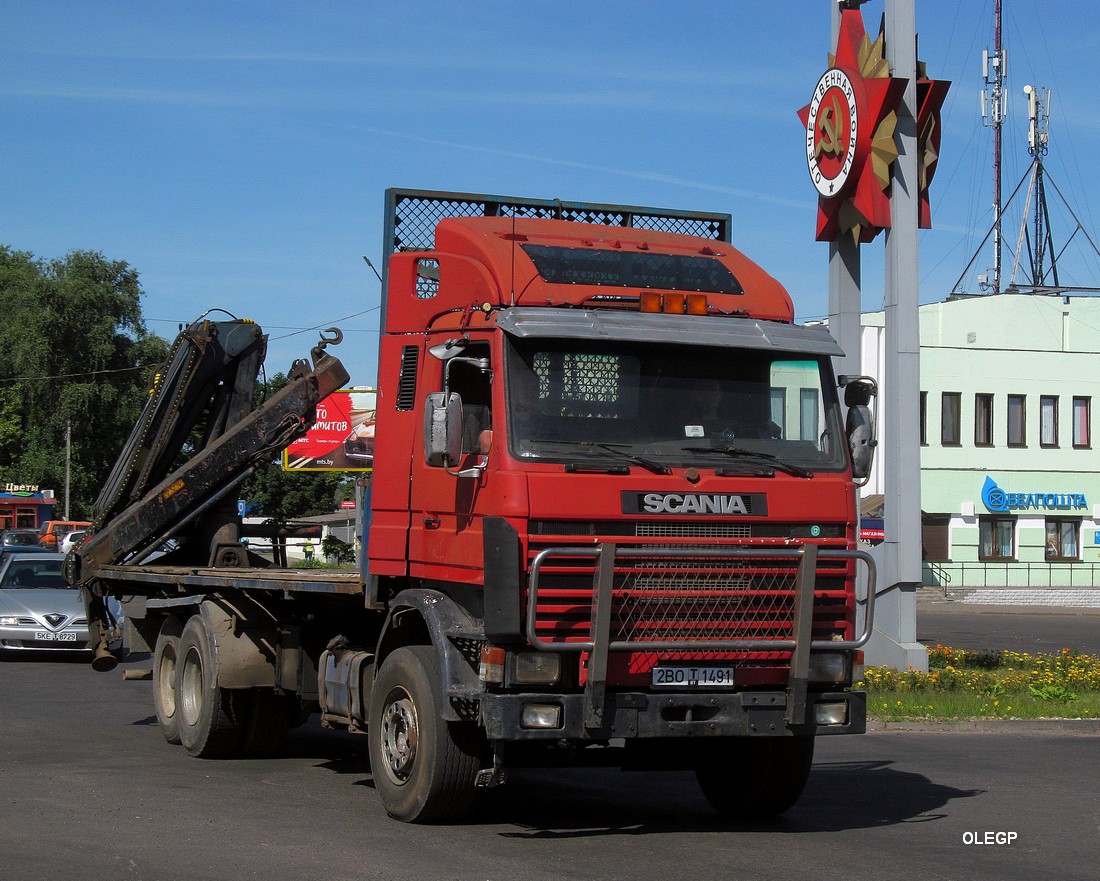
[982,476,1087,513]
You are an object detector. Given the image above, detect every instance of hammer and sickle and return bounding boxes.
[814,94,845,159]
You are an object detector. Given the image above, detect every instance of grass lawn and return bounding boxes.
[860,645,1100,721]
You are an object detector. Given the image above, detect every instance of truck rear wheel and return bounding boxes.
[152,616,183,745]
[176,615,251,758]
[367,645,484,823]
[695,735,815,820]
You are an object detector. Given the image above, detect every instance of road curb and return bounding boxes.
[868,718,1100,734]
[916,601,1100,617]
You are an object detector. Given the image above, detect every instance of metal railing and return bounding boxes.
[922,560,1100,590]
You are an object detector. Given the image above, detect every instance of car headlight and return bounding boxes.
[0,616,19,626]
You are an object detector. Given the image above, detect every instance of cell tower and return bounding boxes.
[1008,84,1056,288]
[979,0,1007,293]
[953,2,1100,297]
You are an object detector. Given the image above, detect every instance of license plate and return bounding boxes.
[34,632,79,642]
[651,666,735,687]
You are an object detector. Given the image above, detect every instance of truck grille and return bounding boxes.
[526,544,852,656]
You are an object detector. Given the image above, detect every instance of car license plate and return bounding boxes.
[651,666,734,687]
[34,632,78,642]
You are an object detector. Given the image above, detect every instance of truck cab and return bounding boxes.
[360,197,877,820]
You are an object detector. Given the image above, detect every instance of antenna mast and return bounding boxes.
[981,0,1007,293]
[1026,84,1054,286]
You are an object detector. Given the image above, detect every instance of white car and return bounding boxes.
[58,529,88,555]
[0,552,124,657]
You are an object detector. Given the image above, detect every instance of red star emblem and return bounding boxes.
[916,71,951,229]
[798,8,907,244]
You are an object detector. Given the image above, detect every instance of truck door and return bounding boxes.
[408,341,493,578]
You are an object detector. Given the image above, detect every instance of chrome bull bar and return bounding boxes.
[524,544,877,729]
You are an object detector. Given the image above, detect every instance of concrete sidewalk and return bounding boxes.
[868,718,1100,735]
[916,594,1100,617]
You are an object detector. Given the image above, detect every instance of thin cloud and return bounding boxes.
[354,126,808,209]
[0,83,259,108]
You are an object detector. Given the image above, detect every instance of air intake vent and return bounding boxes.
[396,346,418,411]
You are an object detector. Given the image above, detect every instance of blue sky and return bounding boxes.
[5,1,1100,385]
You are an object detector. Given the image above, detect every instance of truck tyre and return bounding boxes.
[695,735,815,820]
[367,645,485,823]
[176,614,251,758]
[152,616,184,745]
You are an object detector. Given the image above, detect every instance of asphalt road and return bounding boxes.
[918,603,1100,654]
[3,652,1099,881]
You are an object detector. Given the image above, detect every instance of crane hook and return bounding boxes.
[311,327,344,365]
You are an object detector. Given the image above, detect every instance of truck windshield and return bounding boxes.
[505,336,846,473]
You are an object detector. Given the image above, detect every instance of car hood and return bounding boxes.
[0,589,86,625]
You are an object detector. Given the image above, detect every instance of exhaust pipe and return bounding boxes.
[91,636,118,672]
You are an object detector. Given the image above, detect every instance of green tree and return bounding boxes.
[0,246,170,517]
[239,372,351,520]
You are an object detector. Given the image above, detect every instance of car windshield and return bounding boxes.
[505,336,846,472]
[0,560,68,589]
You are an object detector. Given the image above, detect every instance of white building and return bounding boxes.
[860,292,1100,604]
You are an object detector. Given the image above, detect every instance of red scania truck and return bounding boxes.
[73,189,878,824]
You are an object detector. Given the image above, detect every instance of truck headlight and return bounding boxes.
[521,703,562,729]
[814,701,848,725]
[510,651,561,686]
[807,652,849,684]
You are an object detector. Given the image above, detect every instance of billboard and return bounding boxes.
[282,388,376,472]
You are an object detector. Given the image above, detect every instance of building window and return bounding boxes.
[799,388,819,442]
[1007,394,1026,447]
[974,393,994,447]
[1045,519,1080,561]
[941,392,961,446]
[979,517,1016,561]
[1073,396,1091,448]
[920,391,927,446]
[770,388,787,438]
[1040,396,1058,447]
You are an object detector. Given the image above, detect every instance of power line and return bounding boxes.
[0,364,153,385]
[144,304,380,339]
[268,306,380,341]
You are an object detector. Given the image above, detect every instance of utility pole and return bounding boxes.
[981,0,1006,293]
[878,0,926,671]
[64,419,71,520]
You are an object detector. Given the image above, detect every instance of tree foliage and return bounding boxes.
[0,246,170,518]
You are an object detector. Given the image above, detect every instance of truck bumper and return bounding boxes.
[480,689,865,741]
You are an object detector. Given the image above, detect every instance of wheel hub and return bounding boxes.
[380,688,419,785]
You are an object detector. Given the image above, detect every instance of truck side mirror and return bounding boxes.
[424,392,463,468]
[846,404,874,480]
[839,376,877,483]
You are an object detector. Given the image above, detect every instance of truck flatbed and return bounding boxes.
[97,564,363,596]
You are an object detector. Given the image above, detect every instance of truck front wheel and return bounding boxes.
[152,616,184,745]
[695,735,815,820]
[367,645,484,823]
[176,615,251,758]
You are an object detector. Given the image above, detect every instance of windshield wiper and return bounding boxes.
[532,440,671,475]
[682,445,814,479]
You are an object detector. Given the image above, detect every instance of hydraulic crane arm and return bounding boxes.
[72,320,350,588]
